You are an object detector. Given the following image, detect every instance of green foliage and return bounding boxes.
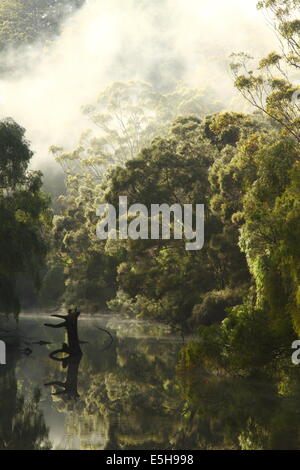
[50,83,223,313]
[177,0,300,417]
[190,287,245,327]
[0,0,85,51]
[230,0,300,142]
[53,81,222,180]
[0,119,51,315]
[51,173,120,311]
[101,116,219,327]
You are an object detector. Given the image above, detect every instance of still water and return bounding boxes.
[0,314,187,450]
[1,314,300,450]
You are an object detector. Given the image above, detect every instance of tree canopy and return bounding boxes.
[0,119,51,315]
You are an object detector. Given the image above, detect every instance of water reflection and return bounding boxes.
[0,314,184,450]
[0,362,51,449]
[45,354,82,400]
[3,314,299,450]
[178,371,300,450]
[44,308,83,401]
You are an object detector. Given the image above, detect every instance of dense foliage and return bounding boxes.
[0,119,51,315]
[0,0,85,51]
[0,0,299,450]
[48,81,222,312]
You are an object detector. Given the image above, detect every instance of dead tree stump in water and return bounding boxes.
[44,307,82,357]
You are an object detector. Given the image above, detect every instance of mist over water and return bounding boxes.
[0,0,276,171]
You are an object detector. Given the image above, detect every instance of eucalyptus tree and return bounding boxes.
[230,0,300,142]
[0,119,51,315]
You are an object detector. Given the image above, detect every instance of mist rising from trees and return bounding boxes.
[0,0,276,173]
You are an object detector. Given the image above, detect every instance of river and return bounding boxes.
[0,313,187,450]
[1,313,299,450]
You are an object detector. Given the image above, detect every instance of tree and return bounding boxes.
[53,81,222,179]
[102,115,250,329]
[0,119,52,315]
[0,0,85,51]
[186,0,300,378]
[230,0,300,142]
[50,82,223,312]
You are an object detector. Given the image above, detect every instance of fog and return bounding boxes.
[0,0,277,170]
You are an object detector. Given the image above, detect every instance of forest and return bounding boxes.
[0,0,300,451]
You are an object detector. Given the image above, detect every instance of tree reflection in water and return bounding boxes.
[0,359,51,450]
[4,314,297,450]
[43,314,187,450]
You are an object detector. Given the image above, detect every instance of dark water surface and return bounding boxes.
[0,314,187,450]
[1,314,299,450]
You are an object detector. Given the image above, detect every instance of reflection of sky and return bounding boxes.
[40,400,66,449]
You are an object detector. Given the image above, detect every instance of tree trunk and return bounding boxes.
[45,308,82,356]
